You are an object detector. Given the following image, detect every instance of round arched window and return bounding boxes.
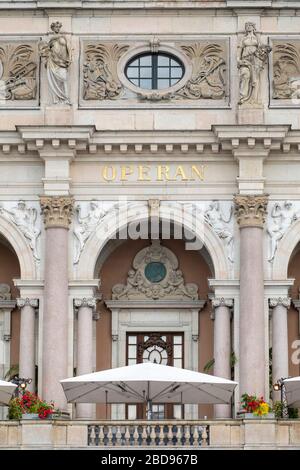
[125,52,184,90]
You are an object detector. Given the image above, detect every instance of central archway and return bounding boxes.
[76,206,230,281]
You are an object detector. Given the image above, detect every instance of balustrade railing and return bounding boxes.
[87,421,209,447]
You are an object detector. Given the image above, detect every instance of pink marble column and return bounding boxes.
[234,195,268,401]
[212,297,233,419]
[40,196,74,411]
[17,298,38,392]
[75,298,96,419]
[270,297,290,401]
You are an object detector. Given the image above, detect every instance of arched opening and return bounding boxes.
[287,243,300,378]
[95,237,215,419]
[0,234,20,384]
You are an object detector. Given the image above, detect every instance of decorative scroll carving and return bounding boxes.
[273,42,300,100]
[238,22,271,105]
[0,284,11,301]
[40,196,74,229]
[204,201,234,262]
[17,298,38,309]
[74,297,97,310]
[73,200,108,264]
[234,195,268,228]
[0,43,37,100]
[177,42,226,100]
[112,240,198,301]
[269,297,291,309]
[83,42,129,100]
[39,22,71,105]
[0,200,41,260]
[267,201,298,262]
[211,297,233,309]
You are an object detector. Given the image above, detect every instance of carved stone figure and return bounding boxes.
[204,201,234,262]
[267,201,298,262]
[178,43,226,100]
[83,42,129,100]
[112,240,198,300]
[0,43,37,100]
[238,22,271,105]
[39,21,71,105]
[74,200,107,264]
[0,200,40,260]
[273,42,300,100]
[0,284,11,301]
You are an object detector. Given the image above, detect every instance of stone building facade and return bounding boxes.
[0,0,300,420]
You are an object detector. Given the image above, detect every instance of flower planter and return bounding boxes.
[244,412,275,419]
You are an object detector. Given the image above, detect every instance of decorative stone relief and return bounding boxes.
[272,42,300,100]
[39,22,71,105]
[269,297,291,309]
[204,201,234,262]
[83,42,129,100]
[40,196,74,229]
[73,200,116,264]
[238,22,271,105]
[0,200,41,260]
[17,298,38,309]
[112,240,198,301]
[0,42,38,101]
[234,195,268,228]
[177,42,226,100]
[0,284,11,301]
[267,201,299,262]
[74,297,97,310]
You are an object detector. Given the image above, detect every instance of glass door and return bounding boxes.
[126,332,184,419]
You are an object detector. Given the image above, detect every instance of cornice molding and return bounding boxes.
[0,1,298,11]
[0,125,300,158]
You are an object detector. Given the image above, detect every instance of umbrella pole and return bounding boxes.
[146,399,153,420]
[105,390,108,420]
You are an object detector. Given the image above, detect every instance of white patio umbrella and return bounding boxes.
[283,376,300,407]
[0,379,17,405]
[61,362,237,413]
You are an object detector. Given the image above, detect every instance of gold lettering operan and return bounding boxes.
[99,164,205,182]
[174,165,188,181]
[138,165,151,181]
[102,165,116,181]
[120,165,134,181]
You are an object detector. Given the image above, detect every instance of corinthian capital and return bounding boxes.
[269,297,291,309]
[40,196,74,229]
[234,194,268,228]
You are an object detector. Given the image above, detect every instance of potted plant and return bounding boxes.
[240,393,274,419]
[8,392,56,420]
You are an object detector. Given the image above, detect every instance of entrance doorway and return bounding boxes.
[126,332,184,419]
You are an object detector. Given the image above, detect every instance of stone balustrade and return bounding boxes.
[0,420,300,449]
[87,422,209,447]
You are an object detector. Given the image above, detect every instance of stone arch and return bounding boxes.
[76,204,230,280]
[0,215,36,280]
[272,218,300,279]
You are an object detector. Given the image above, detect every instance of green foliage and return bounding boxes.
[203,351,237,374]
[8,397,22,420]
[273,401,283,418]
[288,407,299,419]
